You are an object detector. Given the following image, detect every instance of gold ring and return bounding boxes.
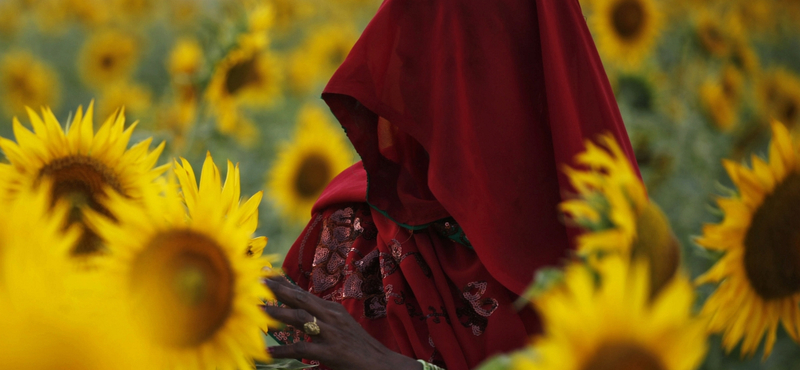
[303,316,321,336]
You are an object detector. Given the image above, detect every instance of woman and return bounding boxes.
[263,0,638,369]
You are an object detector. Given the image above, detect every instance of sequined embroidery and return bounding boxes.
[456,281,499,336]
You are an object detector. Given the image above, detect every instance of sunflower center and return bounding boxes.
[100,54,115,69]
[780,99,798,126]
[224,57,260,95]
[132,230,234,347]
[612,0,645,40]
[294,153,331,199]
[743,172,800,300]
[10,75,34,100]
[582,342,665,370]
[39,156,123,255]
[631,201,680,297]
[329,46,348,68]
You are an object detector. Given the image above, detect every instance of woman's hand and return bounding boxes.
[263,277,423,370]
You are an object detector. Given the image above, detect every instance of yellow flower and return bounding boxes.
[97,81,152,122]
[268,0,314,32]
[560,134,680,295]
[729,37,760,75]
[174,153,268,258]
[0,182,149,370]
[85,154,276,370]
[268,104,354,222]
[287,23,358,94]
[513,258,707,370]
[78,29,140,89]
[0,51,60,118]
[157,84,197,150]
[700,79,737,132]
[758,69,800,131]
[0,104,166,255]
[696,121,800,358]
[168,37,203,78]
[205,47,282,134]
[0,1,22,36]
[695,10,729,57]
[591,0,662,70]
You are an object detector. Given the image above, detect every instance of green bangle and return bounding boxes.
[417,359,446,370]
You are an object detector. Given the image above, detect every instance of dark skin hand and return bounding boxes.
[263,277,423,370]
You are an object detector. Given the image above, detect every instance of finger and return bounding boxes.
[268,341,322,360]
[265,275,304,291]
[263,305,315,329]
[264,279,334,319]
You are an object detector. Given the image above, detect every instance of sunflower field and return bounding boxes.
[1,0,800,369]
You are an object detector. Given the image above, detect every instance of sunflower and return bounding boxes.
[695,10,729,57]
[560,134,680,295]
[0,181,150,370]
[84,154,275,370]
[0,104,166,255]
[268,0,314,32]
[205,46,282,133]
[758,69,800,130]
[174,153,268,258]
[700,79,737,132]
[168,37,203,78]
[78,29,140,89]
[97,81,152,122]
[591,0,661,69]
[0,51,60,118]
[287,23,358,94]
[0,1,22,36]
[268,104,354,222]
[696,121,800,357]
[512,257,707,370]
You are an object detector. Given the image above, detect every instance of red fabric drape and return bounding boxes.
[280,164,539,369]
[321,0,637,296]
[278,0,639,368]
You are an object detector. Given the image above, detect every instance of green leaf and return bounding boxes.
[513,267,565,310]
[255,359,318,369]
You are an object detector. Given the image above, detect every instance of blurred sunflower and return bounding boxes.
[696,121,800,357]
[111,0,155,23]
[0,182,149,370]
[268,104,353,222]
[700,81,736,132]
[205,47,282,133]
[560,134,680,294]
[174,153,268,258]
[97,81,152,122]
[168,37,203,78]
[305,23,358,81]
[78,29,140,89]
[758,69,800,130]
[287,23,357,94]
[0,1,22,36]
[85,154,275,370]
[0,104,166,255]
[157,84,197,150]
[268,0,314,32]
[592,0,661,69]
[0,51,60,118]
[512,258,706,370]
[695,10,729,57]
[729,37,760,75]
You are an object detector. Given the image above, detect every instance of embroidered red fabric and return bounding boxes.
[279,0,638,368]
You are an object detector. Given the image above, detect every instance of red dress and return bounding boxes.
[271,0,638,368]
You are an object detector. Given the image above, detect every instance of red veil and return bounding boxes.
[277,0,637,368]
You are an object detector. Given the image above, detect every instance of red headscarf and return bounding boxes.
[321,0,636,295]
[277,0,638,368]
